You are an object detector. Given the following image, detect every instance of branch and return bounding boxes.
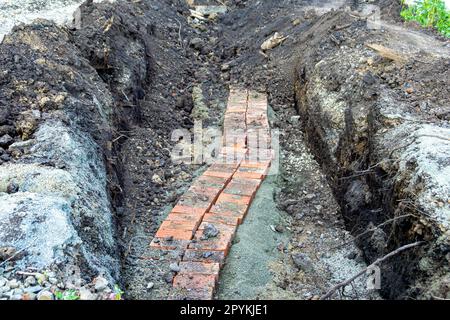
[320,241,425,300]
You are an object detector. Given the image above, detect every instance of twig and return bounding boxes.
[320,241,425,300]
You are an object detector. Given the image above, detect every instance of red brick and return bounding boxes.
[154,228,194,241]
[195,175,229,189]
[150,237,190,250]
[189,222,237,255]
[246,148,274,162]
[172,205,208,216]
[216,193,252,205]
[172,274,216,300]
[166,213,203,230]
[209,201,249,224]
[203,163,238,180]
[233,166,267,180]
[143,247,185,262]
[240,160,271,170]
[224,178,261,198]
[179,261,220,276]
[203,213,240,226]
[183,249,226,265]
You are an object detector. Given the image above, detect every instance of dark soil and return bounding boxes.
[1,0,448,300]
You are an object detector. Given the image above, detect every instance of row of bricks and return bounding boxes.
[149,89,271,299]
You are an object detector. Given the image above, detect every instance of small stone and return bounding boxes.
[37,290,54,300]
[147,282,154,290]
[0,134,13,147]
[201,223,219,240]
[79,287,97,300]
[275,225,284,233]
[292,18,301,26]
[8,279,20,289]
[190,38,204,51]
[48,277,58,285]
[163,272,174,284]
[405,87,414,94]
[93,276,109,292]
[24,276,36,286]
[292,253,314,272]
[221,64,230,72]
[169,263,180,273]
[24,285,43,294]
[152,174,164,185]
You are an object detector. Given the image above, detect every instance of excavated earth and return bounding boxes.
[0,0,449,300]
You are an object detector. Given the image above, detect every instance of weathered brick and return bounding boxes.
[223,178,261,198]
[172,205,208,216]
[166,213,203,230]
[203,163,238,180]
[209,201,249,224]
[172,274,216,300]
[179,261,220,277]
[183,249,226,265]
[203,213,240,226]
[216,193,252,205]
[195,175,229,190]
[189,222,237,255]
[155,228,194,240]
[144,246,185,262]
[233,165,267,180]
[150,237,190,250]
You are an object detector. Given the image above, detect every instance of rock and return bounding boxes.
[24,285,43,294]
[37,290,54,300]
[292,18,301,26]
[261,32,287,51]
[169,263,180,273]
[8,279,20,289]
[6,181,19,194]
[292,253,314,272]
[190,38,204,51]
[163,272,174,284]
[275,225,284,233]
[79,287,97,300]
[34,273,47,285]
[151,174,164,185]
[93,276,108,292]
[24,276,36,286]
[146,282,154,290]
[0,134,13,147]
[48,277,58,285]
[0,246,15,260]
[201,223,219,240]
[16,110,40,140]
[21,292,37,300]
[221,64,230,72]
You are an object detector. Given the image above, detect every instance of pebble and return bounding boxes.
[79,287,97,300]
[94,276,109,291]
[147,282,154,290]
[169,263,180,273]
[0,134,13,147]
[292,253,314,272]
[8,279,19,289]
[24,276,36,286]
[37,290,54,300]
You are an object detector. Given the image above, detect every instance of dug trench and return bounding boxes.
[0,0,449,300]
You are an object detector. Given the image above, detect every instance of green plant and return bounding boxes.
[110,285,124,300]
[55,289,80,300]
[401,0,450,37]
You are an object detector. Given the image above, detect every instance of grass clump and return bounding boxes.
[401,0,450,37]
